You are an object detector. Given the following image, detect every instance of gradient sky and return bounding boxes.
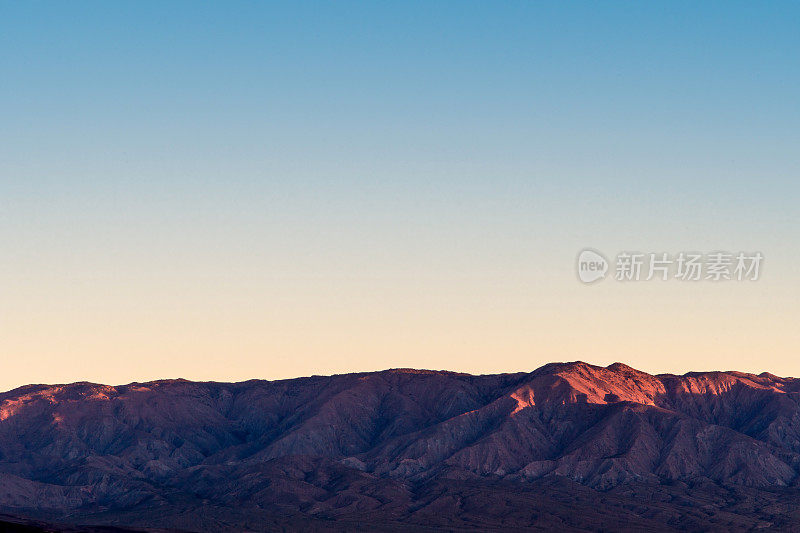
[2,1,799,391]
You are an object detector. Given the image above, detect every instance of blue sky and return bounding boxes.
[1,2,799,388]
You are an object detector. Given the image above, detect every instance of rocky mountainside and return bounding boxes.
[2,361,800,531]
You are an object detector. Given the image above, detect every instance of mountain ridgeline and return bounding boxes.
[2,362,800,531]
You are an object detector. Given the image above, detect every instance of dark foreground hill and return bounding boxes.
[2,361,800,531]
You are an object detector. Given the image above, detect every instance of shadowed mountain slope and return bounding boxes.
[2,362,800,531]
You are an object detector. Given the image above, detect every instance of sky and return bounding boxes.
[1,1,799,391]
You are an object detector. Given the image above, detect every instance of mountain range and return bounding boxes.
[2,361,800,531]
